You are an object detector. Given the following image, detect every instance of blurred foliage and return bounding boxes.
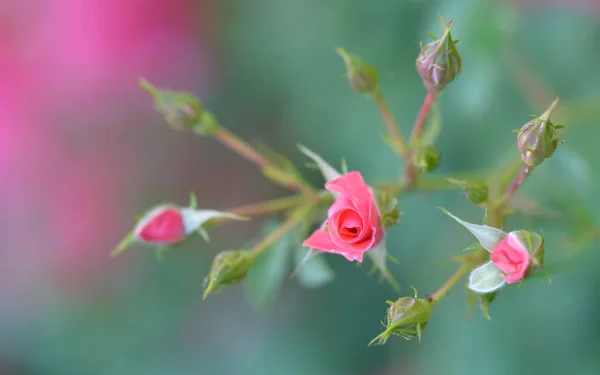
[4,0,600,374]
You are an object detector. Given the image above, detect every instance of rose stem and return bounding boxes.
[372,89,410,159]
[409,91,437,145]
[213,127,315,196]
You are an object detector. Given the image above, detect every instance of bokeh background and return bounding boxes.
[2,0,600,374]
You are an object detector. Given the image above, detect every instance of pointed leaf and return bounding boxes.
[367,240,400,291]
[243,221,293,311]
[468,261,506,294]
[440,208,506,252]
[298,144,341,182]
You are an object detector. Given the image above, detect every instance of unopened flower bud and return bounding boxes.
[140,79,220,135]
[517,98,562,167]
[508,230,545,279]
[446,178,489,205]
[134,205,186,245]
[203,250,255,299]
[413,145,441,174]
[416,17,461,93]
[111,196,246,258]
[369,290,432,345]
[336,48,378,93]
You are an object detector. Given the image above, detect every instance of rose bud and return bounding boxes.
[133,205,186,245]
[490,230,542,284]
[203,250,255,299]
[517,98,562,168]
[140,79,219,135]
[336,48,379,94]
[111,199,246,258]
[369,290,433,345]
[415,17,461,93]
[302,171,383,262]
[413,144,441,174]
[446,178,489,205]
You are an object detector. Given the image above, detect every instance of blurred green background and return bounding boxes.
[3,0,600,374]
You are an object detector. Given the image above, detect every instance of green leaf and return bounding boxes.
[479,292,498,321]
[439,208,506,252]
[243,221,294,311]
[367,240,400,292]
[294,248,335,288]
[298,144,342,183]
[468,261,506,294]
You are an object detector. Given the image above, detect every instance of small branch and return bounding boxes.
[410,91,437,145]
[225,195,306,218]
[214,128,315,195]
[501,165,532,203]
[214,127,273,169]
[251,205,312,258]
[373,90,410,158]
[428,263,470,304]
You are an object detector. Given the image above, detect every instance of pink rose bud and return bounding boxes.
[490,232,531,284]
[134,205,186,245]
[302,171,383,262]
[415,17,461,93]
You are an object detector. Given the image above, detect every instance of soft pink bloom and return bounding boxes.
[303,171,383,262]
[490,233,531,284]
[134,206,186,245]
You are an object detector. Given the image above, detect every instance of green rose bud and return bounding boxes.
[517,98,562,168]
[446,178,489,205]
[336,48,379,94]
[416,17,461,93]
[140,79,220,135]
[413,145,441,174]
[203,250,255,299]
[369,289,433,345]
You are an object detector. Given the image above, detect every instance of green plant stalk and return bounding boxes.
[214,127,315,196]
[372,89,410,159]
[250,205,314,259]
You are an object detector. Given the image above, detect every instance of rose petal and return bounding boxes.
[135,207,185,244]
[325,171,372,218]
[490,233,531,284]
[303,228,365,262]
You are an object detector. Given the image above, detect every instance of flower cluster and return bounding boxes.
[112,15,571,346]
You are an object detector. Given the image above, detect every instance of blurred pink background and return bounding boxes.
[0,0,216,303]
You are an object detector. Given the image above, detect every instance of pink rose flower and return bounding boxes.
[134,206,185,245]
[490,232,531,284]
[303,171,383,262]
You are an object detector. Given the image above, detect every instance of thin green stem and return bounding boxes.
[214,127,315,196]
[373,89,410,158]
[251,205,313,258]
[214,127,273,169]
[428,263,470,304]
